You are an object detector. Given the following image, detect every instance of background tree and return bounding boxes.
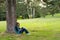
[0,0,60,21]
[43,0,60,16]
[0,0,6,21]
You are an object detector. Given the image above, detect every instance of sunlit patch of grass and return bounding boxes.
[18,18,60,31]
[0,21,6,32]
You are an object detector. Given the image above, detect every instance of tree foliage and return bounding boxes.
[0,0,60,21]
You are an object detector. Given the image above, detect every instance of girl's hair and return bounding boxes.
[16,22,20,25]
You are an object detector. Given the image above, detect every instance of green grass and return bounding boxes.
[0,16,60,40]
[46,13,60,18]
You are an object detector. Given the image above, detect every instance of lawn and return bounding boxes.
[0,18,60,40]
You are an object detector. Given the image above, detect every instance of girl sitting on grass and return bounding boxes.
[15,22,29,35]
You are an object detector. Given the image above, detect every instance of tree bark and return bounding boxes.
[6,0,16,33]
[32,7,35,18]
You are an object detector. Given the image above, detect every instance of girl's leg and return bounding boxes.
[20,27,29,34]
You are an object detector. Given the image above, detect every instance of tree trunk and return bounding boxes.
[32,7,35,18]
[6,0,16,33]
